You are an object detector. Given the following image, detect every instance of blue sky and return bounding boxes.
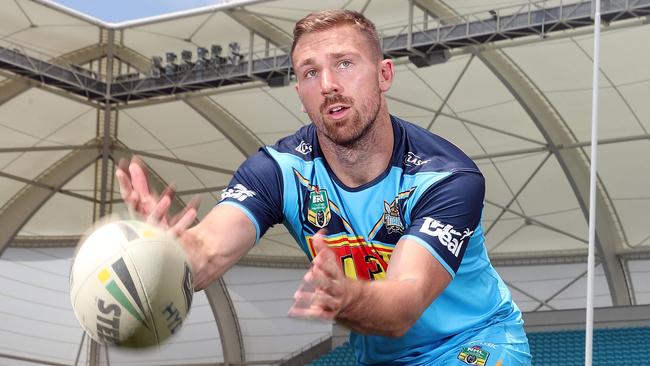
[53,0,224,22]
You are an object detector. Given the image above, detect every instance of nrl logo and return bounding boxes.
[404,152,430,167]
[307,187,331,228]
[383,199,404,234]
[295,140,313,155]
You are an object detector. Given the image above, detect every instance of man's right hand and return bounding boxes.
[115,156,197,237]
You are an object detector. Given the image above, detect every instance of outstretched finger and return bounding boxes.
[129,156,154,207]
[147,188,173,226]
[115,159,133,201]
[169,205,197,237]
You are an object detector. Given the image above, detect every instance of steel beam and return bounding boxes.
[226,8,293,50]
[418,0,631,307]
[111,146,246,366]
[0,141,100,257]
[112,45,264,159]
[185,97,263,157]
[0,43,106,107]
[0,352,69,366]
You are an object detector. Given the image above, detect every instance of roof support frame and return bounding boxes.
[0,140,100,257]
[111,146,246,366]
[112,46,264,158]
[225,7,293,50]
[417,0,631,306]
[109,46,249,364]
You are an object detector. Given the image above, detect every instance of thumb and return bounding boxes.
[312,230,330,255]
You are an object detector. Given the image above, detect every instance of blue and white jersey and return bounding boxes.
[219,116,524,365]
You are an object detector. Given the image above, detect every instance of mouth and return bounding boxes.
[326,104,350,120]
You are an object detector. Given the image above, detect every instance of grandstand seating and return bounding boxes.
[308,327,650,365]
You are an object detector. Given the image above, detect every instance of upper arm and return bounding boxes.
[387,172,485,311]
[218,149,284,241]
[402,171,485,277]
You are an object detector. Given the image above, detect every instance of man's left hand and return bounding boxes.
[289,232,350,320]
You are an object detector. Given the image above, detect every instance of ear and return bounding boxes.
[378,58,394,92]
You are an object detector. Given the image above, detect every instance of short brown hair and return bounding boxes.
[291,9,382,61]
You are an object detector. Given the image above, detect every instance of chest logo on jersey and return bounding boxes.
[383,200,404,234]
[306,234,393,280]
[307,187,331,228]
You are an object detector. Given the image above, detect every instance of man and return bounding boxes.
[117,9,531,366]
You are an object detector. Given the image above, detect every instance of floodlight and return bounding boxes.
[211,44,223,57]
[166,52,177,64]
[181,50,192,63]
[197,47,209,60]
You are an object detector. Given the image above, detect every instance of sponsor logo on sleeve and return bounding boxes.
[295,140,313,155]
[419,217,473,257]
[221,184,256,202]
[404,152,430,167]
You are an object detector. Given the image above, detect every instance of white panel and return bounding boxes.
[516,156,583,222]
[19,193,94,236]
[490,223,585,253]
[120,102,244,170]
[427,115,486,156]
[224,266,331,362]
[484,216,525,253]
[618,80,650,133]
[546,264,612,310]
[628,260,650,305]
[0,88,94,139]
[587,24,650,86]
[0,247,83,364]
[107,291,223,365]
[211,88,305,145]
[8,0,97,56]
[598,141,650,248]
[499,263,587,304]
[0,247,224,366]
[481,152,551,211]
[0,1,31,41]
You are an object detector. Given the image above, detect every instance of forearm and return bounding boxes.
[336,278,425,337]
[181,204,256,290]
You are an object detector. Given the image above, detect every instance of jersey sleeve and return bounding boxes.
[402,171,485,277]
[217,149,284,242]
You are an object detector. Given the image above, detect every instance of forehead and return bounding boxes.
[292,25,373,64]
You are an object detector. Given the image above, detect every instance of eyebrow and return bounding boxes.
[295,52,361,70]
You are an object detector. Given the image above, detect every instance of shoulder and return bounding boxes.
[392,116,480,176]
[266,124,319,162]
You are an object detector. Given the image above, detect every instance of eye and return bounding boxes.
[339,60,352,69]
[304,69,316,78]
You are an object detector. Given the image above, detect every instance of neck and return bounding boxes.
[318,107,394,188]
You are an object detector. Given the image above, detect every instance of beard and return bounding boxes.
[310,89,382,148]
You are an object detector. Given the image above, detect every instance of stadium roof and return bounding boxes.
[0,0,649,365]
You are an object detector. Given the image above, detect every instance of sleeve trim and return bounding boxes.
[401,234,456,279]
[218,201,261,243]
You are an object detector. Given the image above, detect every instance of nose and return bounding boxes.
[320,68,341,97]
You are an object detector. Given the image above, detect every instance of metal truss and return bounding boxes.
[1,0,649,104]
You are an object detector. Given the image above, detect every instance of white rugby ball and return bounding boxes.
[70,219,193,348]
